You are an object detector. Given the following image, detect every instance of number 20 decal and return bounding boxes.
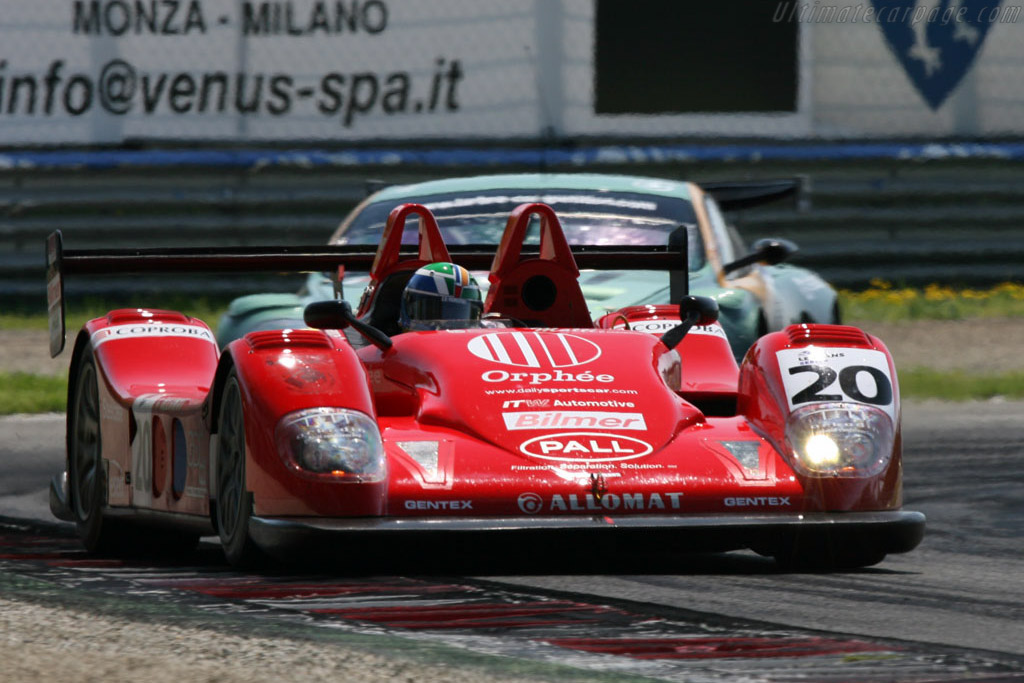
[777,348,896,420]
[788,364,893,406]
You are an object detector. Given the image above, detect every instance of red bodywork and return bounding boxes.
[58,202,920,561]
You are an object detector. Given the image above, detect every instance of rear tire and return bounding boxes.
[70,346,202,557]
[69,346,127,553]
[215,370,265,567]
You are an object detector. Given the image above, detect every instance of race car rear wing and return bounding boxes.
[46,230,688,357]
[700,177,806,211]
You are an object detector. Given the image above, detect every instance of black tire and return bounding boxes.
[68,345,127,553]
[215,370,264,567]
[772,533,887,571]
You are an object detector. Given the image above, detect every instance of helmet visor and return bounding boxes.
[404,294,482,330]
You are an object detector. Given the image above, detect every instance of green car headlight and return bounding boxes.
[276,408,385,483]
[785,402,894,477]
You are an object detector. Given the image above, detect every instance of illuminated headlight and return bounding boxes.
[276,408,385,482]
[785,402,894,477]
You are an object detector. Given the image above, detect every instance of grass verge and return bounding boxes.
[0,373,67,415]
[0,296,233,332]
[5,368,1022,416]
[3,284,1024,414]
[898,368,1024,402]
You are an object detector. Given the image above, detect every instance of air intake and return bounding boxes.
[245,329,332,351]
[785,324,872,347]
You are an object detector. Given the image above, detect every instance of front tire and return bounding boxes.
[772,533,887,571]
[215,370,264,567]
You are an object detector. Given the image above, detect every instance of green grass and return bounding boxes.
[0,296,229,415]
[0,372,67,415]
[3,284,1024,414]
[898,368,1024,402]
[0,296,231,332]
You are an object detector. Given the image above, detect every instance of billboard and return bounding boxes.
[0,0,1020,145]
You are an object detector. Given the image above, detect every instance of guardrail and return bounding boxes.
[3,143,1023,301]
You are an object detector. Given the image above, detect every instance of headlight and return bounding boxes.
[276,408,386,482]
[785,402,894,477]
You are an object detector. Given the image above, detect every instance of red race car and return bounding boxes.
[46,202,924,569]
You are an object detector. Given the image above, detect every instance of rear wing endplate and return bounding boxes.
[45,231,688,358]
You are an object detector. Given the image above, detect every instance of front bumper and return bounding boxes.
[249,510,925,558]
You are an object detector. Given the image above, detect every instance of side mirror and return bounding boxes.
[679,295,719,326]
[750,237,798,265]
[304,300,392,351]
[660,295,719,350]
[722,238,798,275]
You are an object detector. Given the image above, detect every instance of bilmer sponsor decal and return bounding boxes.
[503,411,647,431]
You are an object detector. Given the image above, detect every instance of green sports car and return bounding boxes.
[218,173,840,358]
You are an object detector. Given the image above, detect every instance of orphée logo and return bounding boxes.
[467,331,601,368]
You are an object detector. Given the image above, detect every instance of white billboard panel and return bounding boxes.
[0,1,1022,145]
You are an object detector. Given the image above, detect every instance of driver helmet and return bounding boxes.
[399,262,483,331]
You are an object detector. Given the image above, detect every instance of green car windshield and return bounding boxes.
[336,189,706,272]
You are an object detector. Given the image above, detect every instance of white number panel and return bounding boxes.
[776,347,896,421]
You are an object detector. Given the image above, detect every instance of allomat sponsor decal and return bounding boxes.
[519,432,654,462]
[91,323,214,347]
[517,491,683,514]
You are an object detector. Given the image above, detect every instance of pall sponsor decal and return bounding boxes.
[519,432,654,462]
[91,323,215,347]
[503,411,647,431]
[468,331,601,368]
[777,347,896,420]
[517,491,683,513]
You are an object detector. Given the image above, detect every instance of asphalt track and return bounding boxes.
[1,402,1023,682]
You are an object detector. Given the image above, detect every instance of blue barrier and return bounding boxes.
[4,141,1024,172]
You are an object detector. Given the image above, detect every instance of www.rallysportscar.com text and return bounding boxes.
[0,57,464,127]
